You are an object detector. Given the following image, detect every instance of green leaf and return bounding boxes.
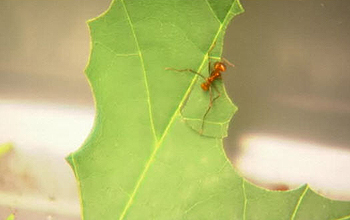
[67,0,350,219]
[0,142,13,158]
[5,214,15,220]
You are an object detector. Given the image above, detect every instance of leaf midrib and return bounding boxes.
[118,0,236,219]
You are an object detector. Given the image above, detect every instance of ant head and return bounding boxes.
[214,62,226,72]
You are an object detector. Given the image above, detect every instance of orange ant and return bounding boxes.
[166,57,234,134]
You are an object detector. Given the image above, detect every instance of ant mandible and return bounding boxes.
[166,57,234,134]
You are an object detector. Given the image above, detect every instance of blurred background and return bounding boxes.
[0,0,350,219]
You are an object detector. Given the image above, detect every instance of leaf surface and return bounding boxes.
[67,0,350,219]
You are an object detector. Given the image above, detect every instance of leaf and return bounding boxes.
[0,142,13,158]
[5,214,15,220]
[67,0,350,219]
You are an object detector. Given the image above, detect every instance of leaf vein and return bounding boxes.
[94,41,139,57]
[183,194,217,215]
[242,179,247,220]
[290,185,309,220]
[118,0,158,218]
[204,0,221,23]
[118,0,237,218]
[93,41,139,57]
[119,0,157,141]
[165,22,206,55]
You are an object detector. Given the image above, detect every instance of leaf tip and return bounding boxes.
[234,0,245,14]
[66,153,80,179]
[65,153,74,168]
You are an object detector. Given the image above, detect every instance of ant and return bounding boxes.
[166,57,234,134]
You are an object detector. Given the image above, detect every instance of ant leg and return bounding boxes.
[165,67,206,80]
[200,86,214,134]
[208,56,221,61]
[200,81,222,135]
[200,84,221,134]
[207,56,235,68]
[208,59,212,76]
[211,83,222,101]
